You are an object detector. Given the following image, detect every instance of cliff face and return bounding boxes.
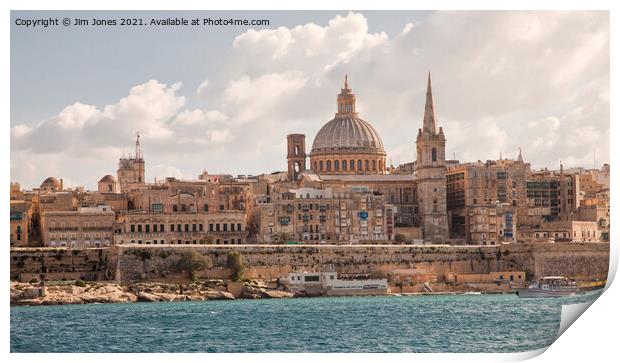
[10,243,610,284]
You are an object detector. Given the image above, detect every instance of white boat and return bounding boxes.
[516,276,581,298]
[282,271,389,296]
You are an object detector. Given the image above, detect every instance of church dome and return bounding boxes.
[99,175,116,183]
[41,177,61,188]
[308,76,387,175]
[311,115,385,155]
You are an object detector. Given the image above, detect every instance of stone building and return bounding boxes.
[114,176,251,245]
[571,221,602,243]
[98,175,120,194]
[40,205,115,248]
[10,200,33,247]
[446,156,529,243]
[117,132,145,192]
[39,176,63,193]
[114,210,246,245]
[254,186,396,243]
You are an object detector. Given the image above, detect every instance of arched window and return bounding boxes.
[350,160,355,170]
[334,160,339,171]
[319,161,324,172]
[295,145,300,155]
[432,147,437,162]
[342,160,347,170]
[326,160,331,171]
[365,160,370,171]
[372,160,377,171]
[358,160,363,171]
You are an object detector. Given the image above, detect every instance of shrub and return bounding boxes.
[394,234,406,243]
[226,250,245,282]
[131,249,153,261]
[75,279,87,287]
[175,251,213,281]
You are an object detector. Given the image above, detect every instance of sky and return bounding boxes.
[10,10,609,189]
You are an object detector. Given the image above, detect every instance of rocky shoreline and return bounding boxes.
[10,280,294,306]
[11,278,519,306]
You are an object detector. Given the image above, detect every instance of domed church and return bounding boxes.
[286,73,450,243]
[308,76,387,175]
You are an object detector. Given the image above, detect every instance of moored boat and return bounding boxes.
[516,276,603,298]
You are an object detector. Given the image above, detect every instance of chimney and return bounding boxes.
[60,178,64,191]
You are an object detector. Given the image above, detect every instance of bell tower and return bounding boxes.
[287,134,306,181]
[117,132,146,192]
[415,73,449,243]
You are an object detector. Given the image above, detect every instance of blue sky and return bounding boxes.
[10,11,609,189]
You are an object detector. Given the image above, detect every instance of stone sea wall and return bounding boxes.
[10,242,610,284]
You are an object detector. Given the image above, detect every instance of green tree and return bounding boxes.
[277,232,291,243]
[226,250,245,282]
[175,251,213,281]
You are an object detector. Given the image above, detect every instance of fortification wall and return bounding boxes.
[10,242,610,284]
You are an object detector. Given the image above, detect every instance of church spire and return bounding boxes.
[423,72,437,135]
[337,74,356,115]
[517,147,523,162]
[135,131,143,160]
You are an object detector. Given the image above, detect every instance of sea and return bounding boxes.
[10,293,600,353]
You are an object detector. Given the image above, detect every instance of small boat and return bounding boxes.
[516,276,582,298]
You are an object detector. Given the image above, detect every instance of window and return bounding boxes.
[358,160,363,170]
[342,160,347,170]
[326,160,331,171]
[170,224,175,232]
[185,224,189,232]
[432,148,437,162]
[365,160,369,170]
[137,224,142,232]
[203,204,209,212]
[209,224,214,232]
[223,224,228,232]
[237,223,242,231]
[145,224,150,233]
[304,275,320,282]
[350,160,355,170]
[192,224,197,232]
[320,161,324,172]
[334,160,339,171]
[153,224,158,232]
[160,224,164,232]
[173,205,178,212]
[152,203,163,213]
[130,224,135,232]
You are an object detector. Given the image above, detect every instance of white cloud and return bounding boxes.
[196,79,209,96]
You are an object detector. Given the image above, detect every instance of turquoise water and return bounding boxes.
[10,294,597,353]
